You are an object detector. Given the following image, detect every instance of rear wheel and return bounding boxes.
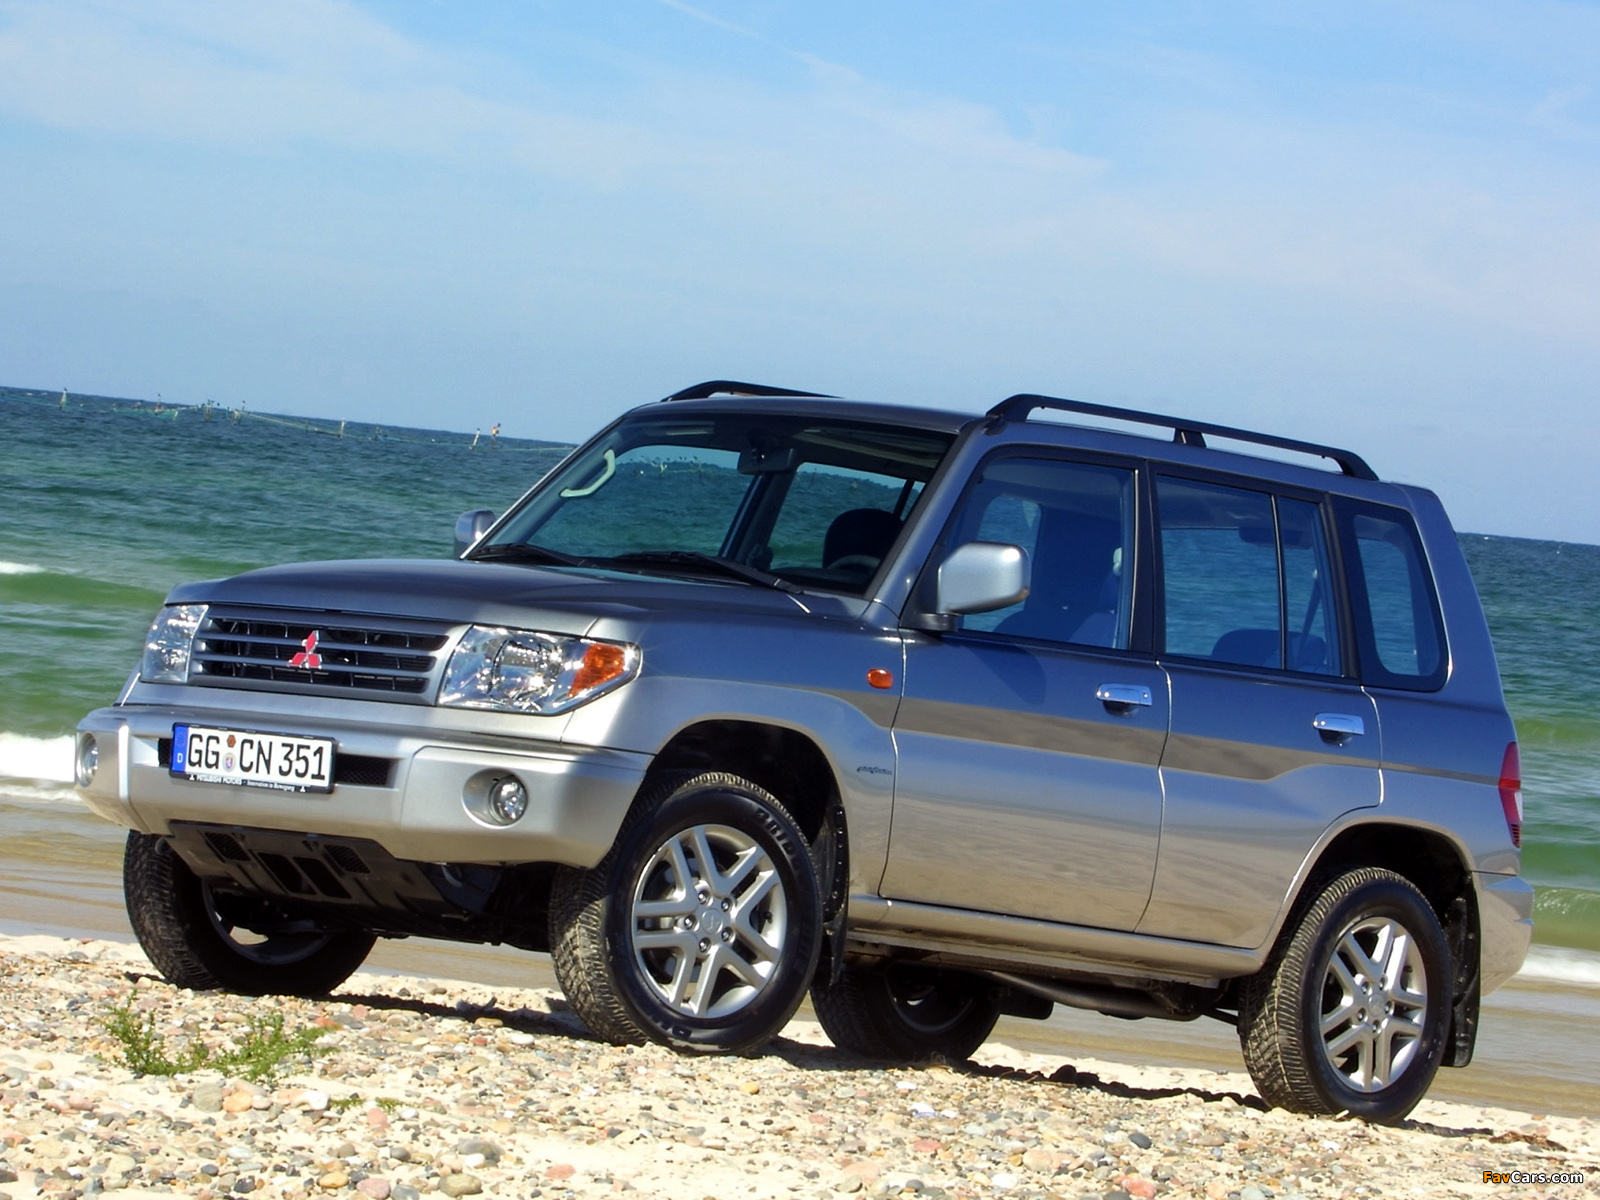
[550,772,823,1054]
[813,962,1001,1062]
[1238,867,1450,1123]
[123,831,374,996]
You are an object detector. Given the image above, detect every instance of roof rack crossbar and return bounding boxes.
[988,393,1377,481]
[661,380,838,403]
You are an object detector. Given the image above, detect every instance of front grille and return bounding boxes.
[189,609,450,701]
[159,738,395,788]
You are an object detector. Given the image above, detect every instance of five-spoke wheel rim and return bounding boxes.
[629,822,787,1020]
[1317,915,1429,1093]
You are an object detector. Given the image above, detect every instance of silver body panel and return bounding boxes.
[882,639,1168,930]
[79,395,1530,1001]
[1141,665,1380,946]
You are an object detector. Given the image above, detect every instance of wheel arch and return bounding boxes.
[1277,818,1482,1068]
[640,720,851,947]
[641,719,841,843]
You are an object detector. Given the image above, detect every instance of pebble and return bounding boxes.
[0,935,1593,1200]
[222,1090,255,1113]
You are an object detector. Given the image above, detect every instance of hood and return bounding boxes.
[166,558,820,635]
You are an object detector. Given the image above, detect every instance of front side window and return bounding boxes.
[945,456,1137,649]
[476,413,953,595]
[1157,477,1342,675]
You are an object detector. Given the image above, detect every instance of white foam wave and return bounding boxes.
[1516,944,1600,988]
[0,733,75,784]
[0,560,45,575]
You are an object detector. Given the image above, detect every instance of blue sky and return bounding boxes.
[2,1,1597,540]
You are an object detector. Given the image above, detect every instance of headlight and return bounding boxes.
[439,626,639,714]
[141,604,208,683]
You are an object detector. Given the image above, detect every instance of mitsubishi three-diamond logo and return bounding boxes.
[288,630,324,669]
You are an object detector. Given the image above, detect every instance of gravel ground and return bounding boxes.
[1,936,1594,1200]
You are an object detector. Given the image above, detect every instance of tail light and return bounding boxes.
[1498,741,1522,848]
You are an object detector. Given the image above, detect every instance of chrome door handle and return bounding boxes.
[1097,683,1153,709]
[1313,712,1366,741]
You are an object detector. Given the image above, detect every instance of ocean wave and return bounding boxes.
[0,560,46,576]
[0,733,75,784]
[0,778,83,808]
[1517,944,1600,988]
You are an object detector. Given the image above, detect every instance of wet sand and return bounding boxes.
[5,792,1599,1121]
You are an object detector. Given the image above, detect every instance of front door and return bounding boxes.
[881,453,1169,932]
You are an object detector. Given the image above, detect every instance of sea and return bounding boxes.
[2,384,1598,971]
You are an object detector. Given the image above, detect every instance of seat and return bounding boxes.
[1209,629,1329,671]
[822,508,902,571]
[995,510,1121,646]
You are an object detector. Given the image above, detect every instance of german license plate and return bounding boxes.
[171,725,335,793]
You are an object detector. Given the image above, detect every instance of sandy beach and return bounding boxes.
[1,933,1596,1200]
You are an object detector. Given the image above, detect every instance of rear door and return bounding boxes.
[1139,475,1381,948]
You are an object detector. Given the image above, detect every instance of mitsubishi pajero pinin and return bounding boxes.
[77,381,1532,1122]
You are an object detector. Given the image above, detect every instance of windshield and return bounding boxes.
[477,411,955,594]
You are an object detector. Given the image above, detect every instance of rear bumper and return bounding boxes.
[76,703,648,869]
[1477,871,1535,995]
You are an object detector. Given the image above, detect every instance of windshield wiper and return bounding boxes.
[602,550,802,594]
[469,542,590,568]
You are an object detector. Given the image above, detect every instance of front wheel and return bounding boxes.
[123,832,374,996]
[549,772,823,1054]
[1238,867,1450,1123]
[813,962,1001,1062]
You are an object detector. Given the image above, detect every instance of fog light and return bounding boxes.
[75,734,99,788]
[486,775,528,825]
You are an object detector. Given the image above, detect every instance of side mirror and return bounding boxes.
[455,510,496,556]
[936,541,1031,615]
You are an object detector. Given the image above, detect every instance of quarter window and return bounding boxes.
[1338,505,1447,689]
[1156,478,1341,675]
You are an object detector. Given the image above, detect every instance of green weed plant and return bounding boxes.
[101,997,328,1082]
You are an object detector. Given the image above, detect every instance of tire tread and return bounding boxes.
[1238,866,1447,1123]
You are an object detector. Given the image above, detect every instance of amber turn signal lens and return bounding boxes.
[571,642,630,694]
[866,668,895,690]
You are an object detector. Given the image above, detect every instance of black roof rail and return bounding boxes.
[661,380,838,402]
[988,393,1378,481]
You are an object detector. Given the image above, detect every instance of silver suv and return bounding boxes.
[77,382,1531,1123]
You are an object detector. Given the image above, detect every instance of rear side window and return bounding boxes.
[1155,477,1342,676]
[1335,502,1447,690]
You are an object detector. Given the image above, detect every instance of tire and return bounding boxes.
[1238,867,1451,1124]
[549,771,823,1054]
[813,962,1001,1062]
[123,832,375,996]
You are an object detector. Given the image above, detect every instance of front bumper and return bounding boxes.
[76,701,649,869]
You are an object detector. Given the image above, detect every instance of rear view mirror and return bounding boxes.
[455,510,496,556]
[738,445,799,474]
[937,541,1031,615]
